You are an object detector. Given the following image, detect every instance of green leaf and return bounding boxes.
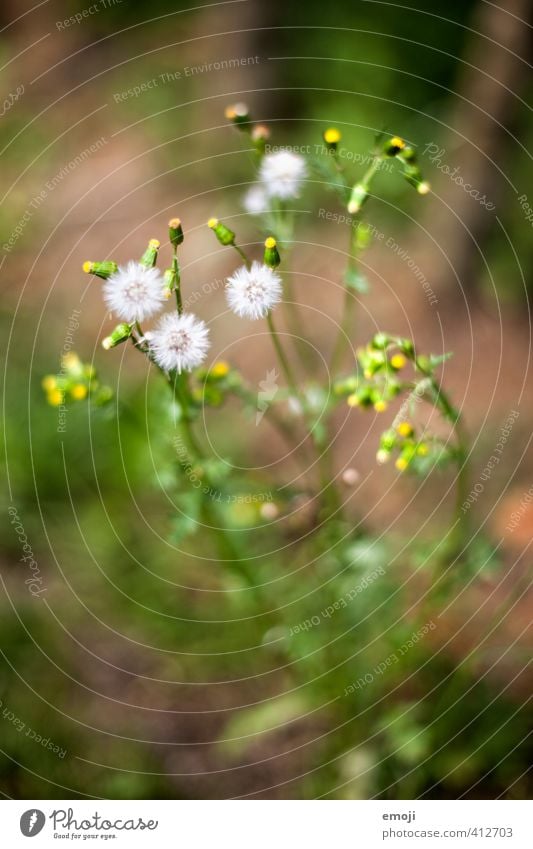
[429,352,453,367]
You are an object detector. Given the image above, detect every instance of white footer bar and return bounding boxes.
[2,800,530,848]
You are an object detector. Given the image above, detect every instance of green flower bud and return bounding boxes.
[163,267,176,299]
[251,124,270,154]
[384,379,402,399]
[102,323,132,350]
[208,218,235,246]
[347,183,369,215]
[333,376,357,395]
[168,218,184,249]
[403,164,430,195]
[82,261,118,279]
[347,386,373,408]
[224,102,250,128]
[399,338,415,356]
[399,146,417,164]
[323,127,341,151]
[140,239,160,268]
[371,332,391,350]
[383,135,406,157]
[263,236,280,268]
[360,348,386,378]
[380,429,397,451]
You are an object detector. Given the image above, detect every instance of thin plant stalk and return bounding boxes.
[330,154,383,372]
[267,311,340,517]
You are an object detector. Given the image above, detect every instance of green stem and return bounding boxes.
[422,375,470,553]
[170,375,259,589]
[330,282,356,374]
[267,312,340,518]
[266,311,300,400]
[329,155,383,372]
[232,243,250,267]
[282,275,316,375]
[172,253,183,314]
[130,335,259,590]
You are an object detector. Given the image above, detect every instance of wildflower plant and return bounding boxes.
[42,105,484,797]
[46,104,468,556]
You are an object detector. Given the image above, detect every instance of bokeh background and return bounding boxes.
[1,0,532,799]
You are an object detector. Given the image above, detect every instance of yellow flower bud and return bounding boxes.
[347,393,359,407]
[397,422,413,438]
[42,376,57,392]
[168,218,184,248]
[71,384,88,400]
[211,361,230,378]
[395,456,409,471]
[324,127,341,146]
[82,261,118,279]
[47,389,63,407]
[263,236,280,268]
[390,353,407,370]
[390,136,405,150]
[62,352,81,372]
[374,400,388,412]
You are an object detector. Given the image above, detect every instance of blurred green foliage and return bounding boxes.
[1,0,531,800]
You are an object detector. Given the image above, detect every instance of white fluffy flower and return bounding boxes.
[103,262,165,323]
[147,312,210,373]
[259,151,307,199]
[226,261,282,320]
[243,185,269,215]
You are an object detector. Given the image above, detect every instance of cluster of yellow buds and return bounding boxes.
[346,135,430,215]
[334,335,413,412]
[382,135,430,195]
[42,352,112,407]
[192,360,238,407]
[377,422,432,472]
